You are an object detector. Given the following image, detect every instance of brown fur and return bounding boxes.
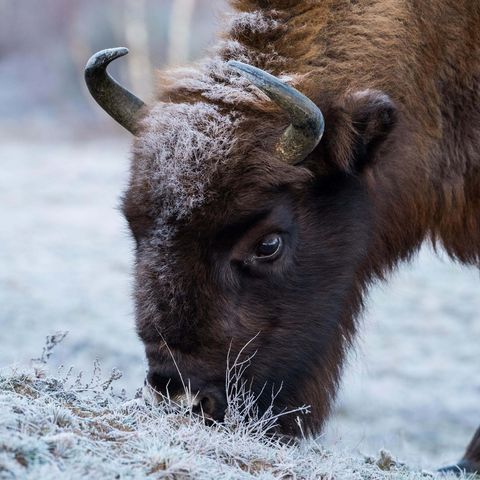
[122,0,480,444]
[159,0,480,264]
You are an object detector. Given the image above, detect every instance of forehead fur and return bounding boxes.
[132,102,243,223]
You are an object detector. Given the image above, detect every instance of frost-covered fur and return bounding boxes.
[130,103,242,318]
[133,102,239,222]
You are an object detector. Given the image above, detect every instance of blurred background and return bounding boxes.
[1,0,479,471]
[0,0,230,139]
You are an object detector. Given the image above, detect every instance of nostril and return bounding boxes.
[192,395,215,417]
[200,396,215,415]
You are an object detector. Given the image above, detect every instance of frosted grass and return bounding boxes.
[0,333,470,479]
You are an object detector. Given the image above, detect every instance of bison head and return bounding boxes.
[85,48,396,436]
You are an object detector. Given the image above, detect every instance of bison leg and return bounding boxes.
[438,426,480,476]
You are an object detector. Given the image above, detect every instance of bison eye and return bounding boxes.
[254,234,283,261]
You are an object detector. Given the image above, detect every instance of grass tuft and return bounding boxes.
[0,334,470,479]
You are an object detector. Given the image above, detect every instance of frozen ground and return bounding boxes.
[1,137,479,473]
[1,344,457,479]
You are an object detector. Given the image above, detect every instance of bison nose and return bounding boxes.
[191,389,226,422]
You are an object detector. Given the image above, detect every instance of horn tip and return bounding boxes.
[227,60,252,74]
[227,60,268,89]
[85,47,129,72]
[227,59,241,68]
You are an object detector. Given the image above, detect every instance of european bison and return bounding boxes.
[85,0,479,473]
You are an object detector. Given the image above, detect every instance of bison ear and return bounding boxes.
[321,89,397,173]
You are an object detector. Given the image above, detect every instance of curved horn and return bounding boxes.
[85,48,145,134]
[228,60,324,165]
